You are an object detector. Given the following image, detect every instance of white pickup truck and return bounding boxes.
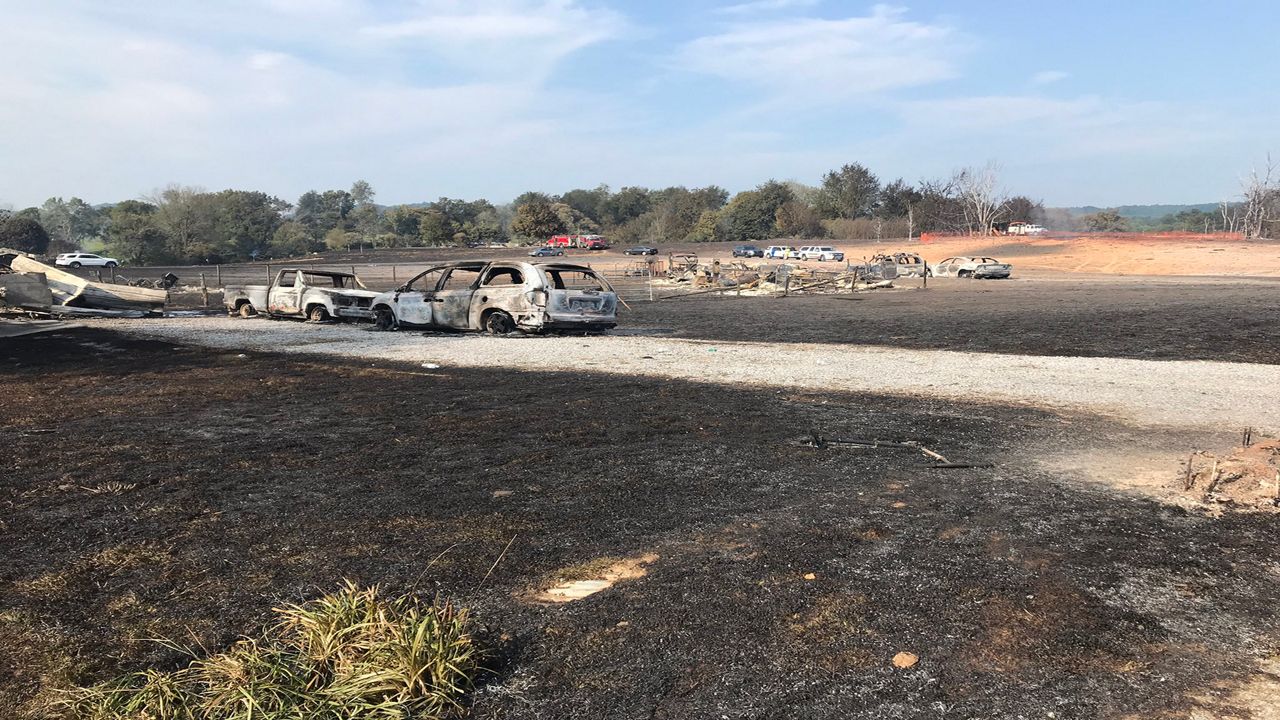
[224,268,379,322]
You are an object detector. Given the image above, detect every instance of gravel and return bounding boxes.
[94,317,1280,433]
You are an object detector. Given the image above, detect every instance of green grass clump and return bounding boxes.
[62,581,477,719]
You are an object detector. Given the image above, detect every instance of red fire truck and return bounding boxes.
[546,234,609,249]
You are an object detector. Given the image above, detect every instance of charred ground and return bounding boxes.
[3,329,1279,719]
[628,277,1280,364]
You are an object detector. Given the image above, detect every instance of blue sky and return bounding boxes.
[2,0,1277,209]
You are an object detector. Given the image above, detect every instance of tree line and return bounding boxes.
[2,159,1276,265]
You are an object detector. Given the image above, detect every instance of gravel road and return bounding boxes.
[98,317,1280,432]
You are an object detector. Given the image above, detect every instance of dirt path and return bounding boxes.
[99,317,1280,433]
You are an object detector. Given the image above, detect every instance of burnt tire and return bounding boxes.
[484,310,515,335]
[238,303,256,318]
[308,305,330,322]
[373,307,397,331]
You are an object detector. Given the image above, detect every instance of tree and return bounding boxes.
[513,191,554,208]
[1000,196,1045,226]
[687,209,724,242]
[1241,157,1279,239]
[775,200,825,238]
[1219,201,1242,234]
[600,187,651,227]
[551,202,598,234]
[1081,208,1129,232]
[324,227,358,251]
[559,185,610,225]
[270,221,316,257]
[296,189,354,240]
[207,190,289,261]
[510,201,567,240]
[39,197,102,251]
[0,217,51,254]
[105,200,172,264]
[816,163,880,219]
[349,180,382,243]
[418,210,455,246]
[952,162,1006,235]
[150,185,216,261]
[385,205,425,240]
[350,180,375,207]
[721,181,794,242]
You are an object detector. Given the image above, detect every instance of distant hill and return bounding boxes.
[1059,203,1223,219]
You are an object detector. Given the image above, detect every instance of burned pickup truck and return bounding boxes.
[225,269,379,321]
[370,261,617,334]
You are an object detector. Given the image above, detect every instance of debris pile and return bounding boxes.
[0,249,168,320]
[660,258,897,298]
[1178,431,1280,512]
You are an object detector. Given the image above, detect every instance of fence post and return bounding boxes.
[109,266,115,282]
[266,263,272,284]
[216,264,222,287]
[200,273,209,308]
[392,265,397,284]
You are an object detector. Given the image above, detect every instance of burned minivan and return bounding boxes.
[370,261,618,334]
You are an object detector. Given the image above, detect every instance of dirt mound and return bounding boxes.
[1177,435,1280,512]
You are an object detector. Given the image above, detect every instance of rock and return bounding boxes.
[803,572,817,581]
[892,652,919,668]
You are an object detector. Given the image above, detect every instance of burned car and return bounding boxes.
[931,256,1012,279]
[873,252,930,277]
[225,269,378,321]
[370,261,617,334]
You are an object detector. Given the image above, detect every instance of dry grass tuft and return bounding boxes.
[61,581,477,719]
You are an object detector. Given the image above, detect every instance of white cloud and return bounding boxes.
[677,5,967,98]
[715,0,821,15]
[0,0,624,207]
[1031,70,1069,86]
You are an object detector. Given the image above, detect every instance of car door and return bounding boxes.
[431,266,483,329]
[392,268,445,326]
[269,271,303,315]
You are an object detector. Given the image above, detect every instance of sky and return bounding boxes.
[2,0,1278,209]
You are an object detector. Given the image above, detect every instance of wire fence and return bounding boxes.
[76,259,673,308]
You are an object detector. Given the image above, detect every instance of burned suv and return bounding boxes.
[370,261,618,334]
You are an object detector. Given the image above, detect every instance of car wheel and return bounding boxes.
[308,305,330,322]
[105,261,118,268]
[373,306,397,331]
[70,261,81,268]
[484,310,515,335]
[238,303,256,318]
[958,270,972,278]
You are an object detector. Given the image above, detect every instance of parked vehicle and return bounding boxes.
[547,234,609,249]
[55,252,119,269]
[764,246,791,259]
[732,245,764,258]
[873,252,929,277]
[624,246,658,256]
[931,257,1012,279]
[798,245,845,262]
[1007,222,1047,236]
[530,246,565,257]
[785,247,802,259]
[371,261,617,334]
[224,269,379,321]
